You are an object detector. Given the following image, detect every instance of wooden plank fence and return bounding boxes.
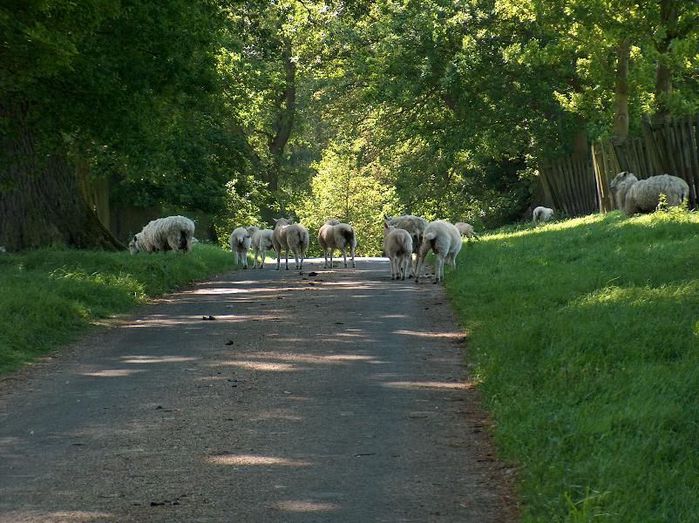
[541,114,699,215]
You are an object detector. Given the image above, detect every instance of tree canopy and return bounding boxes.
[0,0,697,251]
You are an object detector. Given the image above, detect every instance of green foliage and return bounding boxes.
[293,141,401,256]
[0,245,235,373]
[446,210,699,521]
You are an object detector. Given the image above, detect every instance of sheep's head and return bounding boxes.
[128,234,142,255]
[610,171,638,192]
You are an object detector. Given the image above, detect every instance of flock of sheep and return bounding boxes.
[127,171,691,282]
[227,215,478,283]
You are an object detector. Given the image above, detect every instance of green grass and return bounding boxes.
[0,245,236,374]
[446,210,699,522]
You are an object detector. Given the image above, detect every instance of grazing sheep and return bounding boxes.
[532,206,554,225]
[415,220,462,284]
[383,220,413,280]
[454,222,479,240]
[128,215,195,255]
[318,219,357,269]
[251,228,274,269]
[272,218,310,270]
[609,172,690,215]
[230,226,258,268]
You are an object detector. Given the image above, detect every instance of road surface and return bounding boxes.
[0,258,517,522]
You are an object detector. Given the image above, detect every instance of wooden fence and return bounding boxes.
[540,114,699,215]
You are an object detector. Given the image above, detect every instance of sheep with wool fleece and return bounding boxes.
[128,215,195,254]
[383,219,413,280]
[415,220,462,284]
[251,228,274,269]
[230,226,258,268]
[609,172,689,215]
[532,206,554,225]
[272,218,310,270]
[318,219,357,269]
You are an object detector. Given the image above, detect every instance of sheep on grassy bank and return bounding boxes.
[609,172,690,215]
[251,228,274,269]
[415,220,462,284]
[230,226,258,268]
[455,222,479,240]
[318,219,357,269]
[272,218,309,271]
[532,206,554,225]
[128,215,195,255]
[383,220,413,280]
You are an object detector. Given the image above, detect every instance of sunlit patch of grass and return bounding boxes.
[0,245,236,373]
[446,210,699,521]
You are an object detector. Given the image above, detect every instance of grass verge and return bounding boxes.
[446,210,699,522]
[0,245,235,374]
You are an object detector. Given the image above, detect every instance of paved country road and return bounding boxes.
[0,258,518,522]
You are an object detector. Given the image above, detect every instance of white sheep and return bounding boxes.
[128,215,195,255]
[318,219,357,269]
[385,214,428,253]
[415,220,462,284]
[229,226,258,268]
[272,218,310,271]
[609,172,690,215]
[454,222,479,240]
[251,228,274,269]
[532,206,554,225]
[383,219,413,280]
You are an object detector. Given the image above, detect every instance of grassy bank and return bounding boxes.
[446,210,699,521]
[0,245,235,374]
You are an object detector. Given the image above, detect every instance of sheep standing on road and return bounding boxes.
[415,220,462,284]
[251,228,274,269]
[532,206,554,225]
[385,214,428,277]
[318,219,357,269]
[230,226,258,268]
[609,172,690,215]
[128,215,195,255]
[383,219,413,280]
[454,222,479,240]
[272,218,310,271]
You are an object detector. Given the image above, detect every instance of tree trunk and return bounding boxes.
[653,0,678,124]
[612,38,631,144]
[0,104,124,252]
[261,38,297,222]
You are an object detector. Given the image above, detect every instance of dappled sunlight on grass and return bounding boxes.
[571,282,698,308]
[446,210,699,521]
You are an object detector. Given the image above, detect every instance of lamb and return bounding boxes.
[454,222,479,240]
[415,220,462,284]
[609,171,690,215]
[532,206,554,225]
[128,215,195,255]
[251,228,274,269]
[272,218,310,271]
[383,219,413,280]
[229,226,258,268]
[318,219,357,269]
